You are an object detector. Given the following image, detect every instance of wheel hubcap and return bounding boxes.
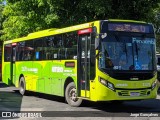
[69,88,78,102]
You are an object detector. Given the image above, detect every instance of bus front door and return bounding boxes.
[78,34,91,98]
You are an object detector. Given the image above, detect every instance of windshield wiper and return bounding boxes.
[135,42,139,59]
[124,43,128,62]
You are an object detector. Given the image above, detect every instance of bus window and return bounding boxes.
[34,38,45,60]
[4,44,12,62]
[63,32,77,59]
[44,35,62,60]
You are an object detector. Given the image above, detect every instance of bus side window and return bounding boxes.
[63,32,77,59]
[4,44,12,62]
[34,39,44,60]
[23,51,32,61]
[19,51,24,61]
[58,48,65,59]
[23,40,34,61]
[17,42,25,61]
[65,48,77,59]
[45,35,62,60]
[45,37,52,60]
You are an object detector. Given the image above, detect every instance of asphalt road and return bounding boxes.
[0,81,160,120]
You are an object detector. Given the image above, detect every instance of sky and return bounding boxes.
[2,1,6,5]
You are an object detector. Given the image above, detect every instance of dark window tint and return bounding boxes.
[17,40,34,61]
[44,35,63,60]
[63,32,78,59]
[34,39,46,60]
[4,44,12,62]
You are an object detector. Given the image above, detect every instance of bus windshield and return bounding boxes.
[99,33,156,71]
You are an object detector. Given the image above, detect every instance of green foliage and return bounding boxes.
[56,0,160,26]
[0,4,3,28]
[0,2,4,40]
[2,0,59,40]
[1,0,160,40]
[149,3,160,52]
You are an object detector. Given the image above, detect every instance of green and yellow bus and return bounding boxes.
[2,19,158,106]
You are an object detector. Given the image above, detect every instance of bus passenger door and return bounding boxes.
[10,44,17,85]
[78,30,91,98]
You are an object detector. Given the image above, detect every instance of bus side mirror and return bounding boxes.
[91,27,99,50]
[95,37,99,50]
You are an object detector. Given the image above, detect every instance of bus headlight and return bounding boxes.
[99,77,115,91]
[151,80,157,90]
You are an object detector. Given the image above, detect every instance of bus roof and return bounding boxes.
[4,19,151,44]
[4,21,95,44]
[108,19,147,24]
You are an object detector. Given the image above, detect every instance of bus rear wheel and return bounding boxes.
[65,82,82,107]
[19,77,26,95]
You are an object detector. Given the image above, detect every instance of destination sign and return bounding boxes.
[108,23,151,33]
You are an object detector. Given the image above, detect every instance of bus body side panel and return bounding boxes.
[49,60,77,96]
[2,62,11,85]
[2,43,12,85]
[14,60,77,97]
[14,61,34,90]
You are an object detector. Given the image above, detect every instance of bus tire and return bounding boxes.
[65,82,82,107]
[19,77,26,95]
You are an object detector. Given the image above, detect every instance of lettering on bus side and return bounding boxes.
[132,38,155,44]
[116,83,128,87]
[21,66,38,73]
[52,67,64,72]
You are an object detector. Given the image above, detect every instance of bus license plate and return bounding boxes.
[130,92,140,96]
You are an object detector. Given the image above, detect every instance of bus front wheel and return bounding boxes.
[65,82,82,107]
[19,77,26,95]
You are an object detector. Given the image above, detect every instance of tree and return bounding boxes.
[0,1,4,40]
[149,3,160,52]
[55,0,160,53]
[1,0,59,40]
[56,0,160,26]
[1,0,160,40]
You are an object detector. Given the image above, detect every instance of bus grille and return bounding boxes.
[118,90,149,96]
